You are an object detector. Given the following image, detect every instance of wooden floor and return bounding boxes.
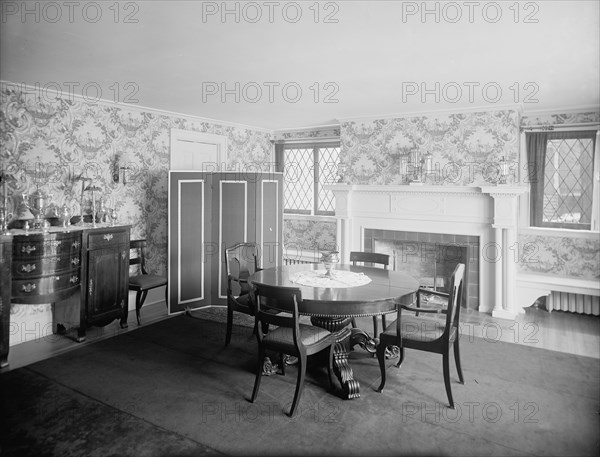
[2,301,599,373]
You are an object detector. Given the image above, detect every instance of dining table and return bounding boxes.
[248,263,419,399]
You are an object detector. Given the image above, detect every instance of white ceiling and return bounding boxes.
[1,0,598,131]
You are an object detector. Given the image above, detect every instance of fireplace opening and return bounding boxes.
[365,230,479,310]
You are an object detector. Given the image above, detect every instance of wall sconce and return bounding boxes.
[120,166,130,185]
[400,148,433,184]
[112,155,129,185]
[498,156,509,185]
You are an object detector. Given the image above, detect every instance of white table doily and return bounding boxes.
[289,269,372,288]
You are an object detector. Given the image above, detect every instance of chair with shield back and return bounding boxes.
[249,283,337,417]
[349,251,391,337]
[128,239,168,325]
[376,263,466,409]
[224,242,261,346]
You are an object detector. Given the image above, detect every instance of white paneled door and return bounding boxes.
[169,129,227,171]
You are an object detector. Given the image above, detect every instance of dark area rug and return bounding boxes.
[1,309,599,457]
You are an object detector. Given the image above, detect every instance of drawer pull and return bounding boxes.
[22,245,36,254]
[21,264,36,273]
[72,241,81,249]
[54,276,60,281]
[103,234,114,241]
[22,283,36,293]
[71,257,80,265]
[70,275,79,284]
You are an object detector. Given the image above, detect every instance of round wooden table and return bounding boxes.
[249,263,419,399]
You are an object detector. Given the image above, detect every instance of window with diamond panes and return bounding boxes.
[541,137,595,228]
[284,144,341,215]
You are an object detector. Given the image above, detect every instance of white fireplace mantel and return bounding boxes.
[326,184,528,319]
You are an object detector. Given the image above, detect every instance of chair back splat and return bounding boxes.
[128,239,168,326]
[249,283,337,417]
[349,251,390,338]
[376,263,466,409]
[223,242,260,346]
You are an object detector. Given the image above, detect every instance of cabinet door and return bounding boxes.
[86,246,126,325]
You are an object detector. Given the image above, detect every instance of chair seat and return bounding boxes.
[129,274,167,291]
[264,324,334,351]
[382,315,456,343]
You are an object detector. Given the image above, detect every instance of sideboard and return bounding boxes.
[0,224,130,368]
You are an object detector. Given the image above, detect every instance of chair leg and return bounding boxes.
[395,346,405,368]
[251,346,265,403]
[381,314,387,331]
[225,306,234,346]
[350,317,357,328]
[288,354,307,417]
[454,338,464,384]
[443,352,454,409]
[136,290,147,325]
[279,353,286,376]
[376,342,387,392]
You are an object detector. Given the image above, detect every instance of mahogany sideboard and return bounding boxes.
[0,224,131,368]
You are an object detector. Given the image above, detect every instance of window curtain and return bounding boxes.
[592,130,600,231]
[274,141,285,173]
[526,132,548,227]
[527,130,597,228]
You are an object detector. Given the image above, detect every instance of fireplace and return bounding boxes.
[327,184,527,319]
[365,230,479,309]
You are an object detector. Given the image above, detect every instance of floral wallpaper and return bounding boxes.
[1,81,273,335]
[283,218,337,258]
[340,110,520,186]
[521,110,600,127]
[273,126,340,141]
[518,234,600,280]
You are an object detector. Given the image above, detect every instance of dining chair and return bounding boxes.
[349,251,391,337]
[376,263,465,408]
[249,283,337,417]
[128,239,168,325]
[224,242,261,346]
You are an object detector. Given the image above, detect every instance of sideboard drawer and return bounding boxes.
[13,233,81,259]
[12,255,81,277]
[87,230,128,249]
[12,271,81,298]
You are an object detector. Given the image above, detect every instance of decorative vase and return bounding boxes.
[321,250,339,277]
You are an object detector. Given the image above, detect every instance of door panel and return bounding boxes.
[168,172,209,313]
[170,129,227,171]
[260,179,281,269]
[217,180,248,300]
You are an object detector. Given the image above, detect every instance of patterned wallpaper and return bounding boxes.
[1,82,273,274]
[340,110,520,186]
[273,126,340,141]
[283,218,337,257]
[517,234,600,280]
[1,81,273,333]
[521,110,600,127]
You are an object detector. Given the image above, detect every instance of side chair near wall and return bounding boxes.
[128,239,168,325]
[376,263,466,409]
[350,251,391,338]
[224,242,261,346]
[250,284,337,417]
